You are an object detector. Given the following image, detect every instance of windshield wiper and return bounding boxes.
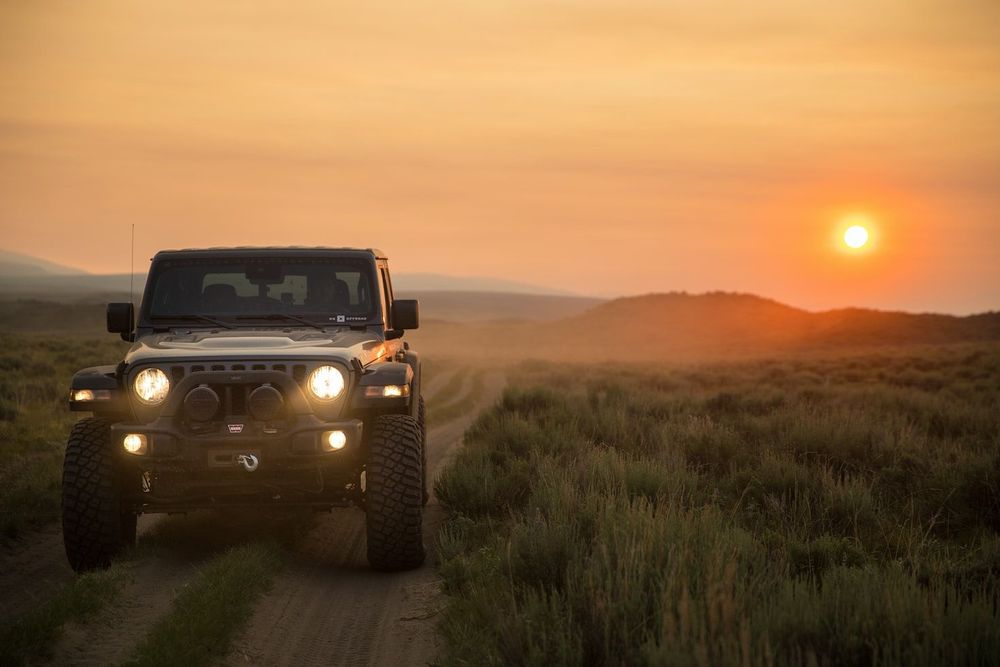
[234,314,327,331]
[150,314,234,329]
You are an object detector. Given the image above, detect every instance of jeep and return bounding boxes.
[63,247,426,572]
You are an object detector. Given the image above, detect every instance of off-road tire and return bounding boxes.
[62,418,137,572]
[365,414,425,571]
[418,395,428,505]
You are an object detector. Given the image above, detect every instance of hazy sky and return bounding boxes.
[1,0,998,313]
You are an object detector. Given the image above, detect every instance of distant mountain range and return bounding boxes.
[393,273,578,296]
[0,250,88,276]
[0,250,576,299]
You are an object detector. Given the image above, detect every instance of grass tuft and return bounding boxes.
[0,562,131,666]
[124,543,281,667]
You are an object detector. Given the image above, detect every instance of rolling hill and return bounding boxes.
[539,292,1000,359]
[410,292,1000,360]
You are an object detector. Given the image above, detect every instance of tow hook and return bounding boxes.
[235,454,259,472]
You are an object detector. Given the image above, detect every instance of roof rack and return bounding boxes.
[153,246,388,260]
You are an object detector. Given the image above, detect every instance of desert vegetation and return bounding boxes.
[4,324,999,665]
[435,344,1000,665]
[0,334,126,539]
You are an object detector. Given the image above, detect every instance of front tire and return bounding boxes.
[62,418,136,572]
[365,414,425,571]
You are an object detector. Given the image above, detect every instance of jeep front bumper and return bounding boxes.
[110,368,368,509]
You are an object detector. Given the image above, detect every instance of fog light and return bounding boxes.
[363,384,409,398]
[122,433,148,455]
[72,389,111,402]
[322,430,347,451]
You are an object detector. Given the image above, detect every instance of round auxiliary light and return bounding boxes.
[308,366,345,401]
[249,385,284,421]
[134,368,170,405]
[183,385,220,422]
[324,430,347,451]
[123,433,147,454]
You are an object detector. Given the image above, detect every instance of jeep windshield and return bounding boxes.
[143,256,377,326]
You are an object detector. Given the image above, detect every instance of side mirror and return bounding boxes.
[107,302,134,341]
[391,299,419,330]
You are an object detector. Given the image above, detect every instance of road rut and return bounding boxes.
[225,370,505,667]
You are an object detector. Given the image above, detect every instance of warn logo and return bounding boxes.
[227,424,245,434]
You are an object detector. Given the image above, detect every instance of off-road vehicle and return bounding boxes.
[63,247,426,572]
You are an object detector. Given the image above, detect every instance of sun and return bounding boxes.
[843,224,869,249]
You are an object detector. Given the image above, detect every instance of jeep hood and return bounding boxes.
[124,329,388,367]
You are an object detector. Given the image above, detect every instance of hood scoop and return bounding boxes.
[161,336,329,350]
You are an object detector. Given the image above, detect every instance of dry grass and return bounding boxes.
[435,344,1000,666]
[0,334,126,539]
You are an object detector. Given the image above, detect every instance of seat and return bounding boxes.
[306,278,350,311]
[330,278,350,308]
[202,284,239,311]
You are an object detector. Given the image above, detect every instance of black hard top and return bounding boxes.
[152,246,387,261]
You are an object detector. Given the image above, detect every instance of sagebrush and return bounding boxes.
[436,344,1000,666]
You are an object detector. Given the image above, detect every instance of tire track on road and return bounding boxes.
[226,368,505,667]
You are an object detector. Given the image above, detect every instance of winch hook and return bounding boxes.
[235,453,259,472]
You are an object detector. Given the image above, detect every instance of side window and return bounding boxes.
[378,265,392,328]
[383,266,395,302]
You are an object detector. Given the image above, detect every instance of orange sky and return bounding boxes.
[1,0,998,313]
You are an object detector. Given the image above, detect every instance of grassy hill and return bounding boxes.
[545,292,1000,358]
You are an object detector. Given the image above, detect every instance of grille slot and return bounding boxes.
[163,361,332,383]
[137,361,348,425]
[232,385,248,416]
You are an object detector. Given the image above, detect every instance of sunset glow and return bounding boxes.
[0,1,998,314]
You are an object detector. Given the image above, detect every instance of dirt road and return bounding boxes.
[1,365,503,666]
[225,370,504,667]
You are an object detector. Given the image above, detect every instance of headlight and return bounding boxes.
[134,368,170,405]
[308,366,345,400]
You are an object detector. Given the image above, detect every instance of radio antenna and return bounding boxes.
[130,224,135,306]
